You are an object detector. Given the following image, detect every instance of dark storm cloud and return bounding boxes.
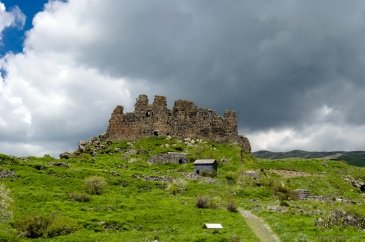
[3,0,365,155]
[37,0,365,131]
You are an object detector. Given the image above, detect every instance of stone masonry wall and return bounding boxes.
[106,94,251,152]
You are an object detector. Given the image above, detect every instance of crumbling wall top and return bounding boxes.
[106,94,251,152]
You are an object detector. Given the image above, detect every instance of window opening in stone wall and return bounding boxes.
[154,131,159,136]
[146,110,152,117]
[179,159,184,164]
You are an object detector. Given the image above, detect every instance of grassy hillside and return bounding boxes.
[1,137,365,241]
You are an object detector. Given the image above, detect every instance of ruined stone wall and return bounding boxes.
[148,152,188,164]
[106,94,251,152]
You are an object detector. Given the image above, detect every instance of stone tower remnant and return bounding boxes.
[106,94,251,152]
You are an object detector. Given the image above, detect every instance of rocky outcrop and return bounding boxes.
[106,94,251,152]
[344,176,365,192]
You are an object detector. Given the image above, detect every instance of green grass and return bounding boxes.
[1,137,365,241]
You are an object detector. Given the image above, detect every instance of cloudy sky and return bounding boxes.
[1,0,365,156]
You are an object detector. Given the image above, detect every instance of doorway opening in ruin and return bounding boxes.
[154,131,159,136]
[196,170,200,175]
[179,159,184,164]
[146,110,152,117]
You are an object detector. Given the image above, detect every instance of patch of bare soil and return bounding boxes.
[269,169,313,178]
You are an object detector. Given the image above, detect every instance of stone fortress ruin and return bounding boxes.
[106,94,251,153]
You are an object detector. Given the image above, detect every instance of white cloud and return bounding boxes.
[247,123,365,152]
[0,2,25,41]
[0,1,137,156]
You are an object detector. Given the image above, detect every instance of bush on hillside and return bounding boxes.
[196,196,209,208]
[16,215,51,238]
[84,176,107,195]
[195,196,220,209]
[167,179,186,195]
[227,200,238,213]
[68,192,91,202]
[16,214,79,238]
[44,216,79,237]
[272,182,296,202]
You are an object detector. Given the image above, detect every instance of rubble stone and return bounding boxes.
[149,152,188,164]
[0,170,16,178]
[59,152,71,159]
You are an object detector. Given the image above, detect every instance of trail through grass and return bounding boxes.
[239,209,281,242]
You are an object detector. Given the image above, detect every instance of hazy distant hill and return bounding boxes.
[253,150,365,167]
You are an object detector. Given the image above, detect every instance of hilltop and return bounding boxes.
[1,136,365,241]
[254,150,365,167]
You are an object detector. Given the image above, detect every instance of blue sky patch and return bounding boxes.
[0,0,47,56]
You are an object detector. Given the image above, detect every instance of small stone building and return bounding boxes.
[149,152,188,164]
[194,159,217,175]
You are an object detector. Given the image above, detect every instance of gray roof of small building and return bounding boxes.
[194,159,216,165]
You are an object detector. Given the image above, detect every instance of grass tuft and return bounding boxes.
[84,176,107,195]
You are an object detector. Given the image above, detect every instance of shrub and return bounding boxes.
[227,200,238,213]
[16,215,51,238]
[84,176,107,195]
[68,192,91,202]
[196,196,209,208]
[167,179,186,195]
[16,214,79,238]
[196,196,221,209]
[272,182,295,201]
[44,216,79,237]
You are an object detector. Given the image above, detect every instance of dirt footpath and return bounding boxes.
[239,209,281,242]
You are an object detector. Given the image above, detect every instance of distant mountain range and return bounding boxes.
[253,150,365,167]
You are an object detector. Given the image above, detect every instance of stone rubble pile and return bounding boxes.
[76,135,112,156]
[315,209,365,228]
[132,174,171,182]
[178,172,215,183]
[0,170,16,178]
[49,162,70,167]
